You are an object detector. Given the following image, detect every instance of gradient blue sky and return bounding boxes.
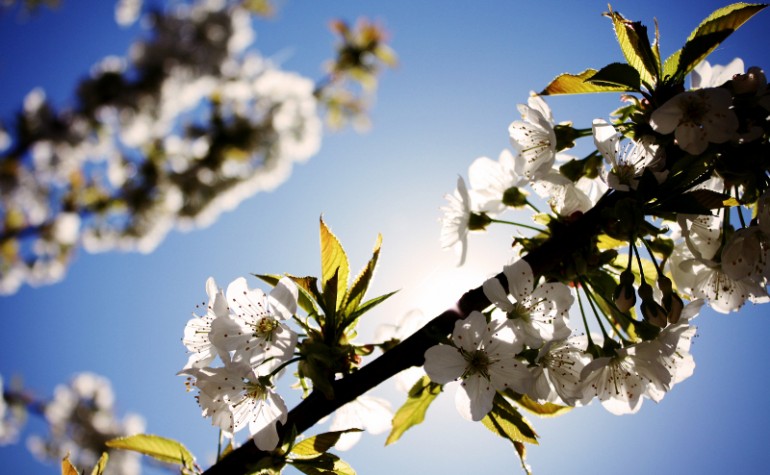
[1,1,770,474]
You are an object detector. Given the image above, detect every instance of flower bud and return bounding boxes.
[640,298,668,327]
[664,291,684,324]
[638,282,667,327]
[613,270,636,312]
[733,67,767,95]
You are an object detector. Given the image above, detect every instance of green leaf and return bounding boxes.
[510,392,572,417]
[540,69,634,95]
[587,62,641,91]
[61,455,79,475]
[606,8,660,85]
[342,233,382,316]
[90,453,109,475]
[340,290,398,330]
[105,434,195,469]
[290,430,361,460]
[662,3,766,81]
[320,217,350,311]
[290,453,356,475]
[386,376,442,445]
[481,393,538,445]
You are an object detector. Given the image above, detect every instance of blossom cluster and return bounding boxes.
[179,273,393,452]
[10,372,146,475]
[179,276,299,450]
[436,57,769,421]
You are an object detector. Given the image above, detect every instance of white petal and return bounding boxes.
[424,345,466,384]
[456,373,495,421]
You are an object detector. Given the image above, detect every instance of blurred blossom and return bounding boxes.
[26,372,145,475]
[328,396,392,451]
[0,0,326,294]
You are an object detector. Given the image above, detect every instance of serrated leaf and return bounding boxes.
[90,453,109,475]
[341,290,398,330]
[514,441,532,475]
[291,453,356,475]
[290,430,361,460]
[606,9,660,85]
[481,394,538,445]
[662,3,766,81]
[105,434,195,469]
[597,233,628,251]
[62,454,79,475]
[540,69,634,95]
[511,393,572,417]
[386,376,442,445]
[320,217,349,311]
[342,233,382,316]
[587,62,641,91]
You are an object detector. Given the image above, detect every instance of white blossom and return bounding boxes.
[424,311,532,421]
[483,259,573,348]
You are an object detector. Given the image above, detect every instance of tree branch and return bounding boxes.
[203,190,622,474]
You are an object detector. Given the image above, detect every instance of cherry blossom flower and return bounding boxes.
[721,226,768,281]
[423,311,532,421]
[467,149,527,214]
[691,58,744,89]
[508,94,557,180]
[211,277,298,372]
[181,277,230,370]
[328,396,392,450]
[649,88,739,155]
[483,259,573,348]
[579,341,671,415]
[592,119,665,191]
[182,362,288,451]
[670,245,769,314]
[440,177,474,266]
[27,373,145,475]
[530,336,592,406]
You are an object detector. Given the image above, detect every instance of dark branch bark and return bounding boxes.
[203,191,621,475]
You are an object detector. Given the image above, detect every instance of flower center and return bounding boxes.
[254,317,279,338]
[463,349,491,379]
[507,301,531,322]
[680,95,710,125]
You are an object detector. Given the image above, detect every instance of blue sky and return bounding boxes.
[1,1,770,474]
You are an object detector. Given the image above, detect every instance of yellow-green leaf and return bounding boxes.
[481,394,538,446]
[106,434,195,469]
[386,376,442,445]
[290,430,360,460]
[320,217,349,311]
[61,454,79,475]
[511,393,572,417]
[606,8,660,85]
[342,233,382,316]
[291,453,357,475]
[540,69,633,95]
[90,453,109,475]
[663,3,766,81]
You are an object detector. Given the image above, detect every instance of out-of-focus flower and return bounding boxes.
[26,373,144,475]
[328,396,392,451]
[440,177,474,266]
